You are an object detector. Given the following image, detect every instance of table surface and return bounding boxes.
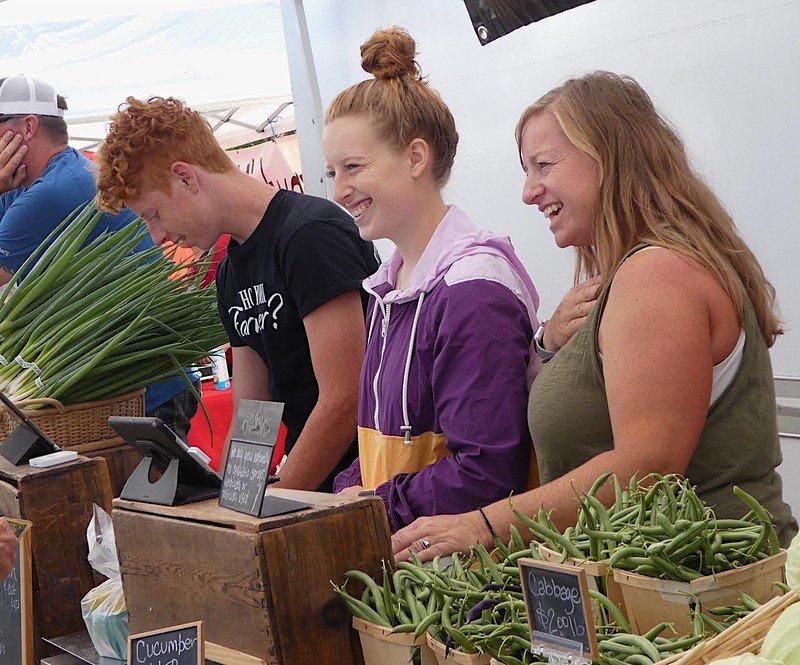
[44,632,125,665]
[44,631,222,665]
[112,486,379,532]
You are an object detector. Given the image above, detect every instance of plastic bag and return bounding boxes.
[80,504,130,659]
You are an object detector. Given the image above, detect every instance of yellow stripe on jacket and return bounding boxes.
[358,426,539,491]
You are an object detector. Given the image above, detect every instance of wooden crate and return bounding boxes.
[0,454,113,659]
[112,489,392,665]
[83,442,142,497]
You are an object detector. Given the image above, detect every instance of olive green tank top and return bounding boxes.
[529,245,797,546]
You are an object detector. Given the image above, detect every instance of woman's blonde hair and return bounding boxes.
[325,27,458,187]
[516,71,782,346]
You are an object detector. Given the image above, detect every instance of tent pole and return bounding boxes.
[281,0,329,199]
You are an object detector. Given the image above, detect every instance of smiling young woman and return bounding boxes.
[324,27,543,536]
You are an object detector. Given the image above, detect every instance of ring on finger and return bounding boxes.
[418,538,431,550]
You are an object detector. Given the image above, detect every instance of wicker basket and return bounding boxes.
[0,389,145,453]
[655,590,799,664]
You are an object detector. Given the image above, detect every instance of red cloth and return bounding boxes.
[200,234,230,288]
[188,379,285,474]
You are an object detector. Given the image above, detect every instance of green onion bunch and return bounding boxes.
[0,203,227,405]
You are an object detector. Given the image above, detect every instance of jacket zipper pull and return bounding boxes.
[401,425,412,446]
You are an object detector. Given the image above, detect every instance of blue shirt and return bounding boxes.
[0,147,196,411]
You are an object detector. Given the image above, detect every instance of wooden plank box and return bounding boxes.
[112,489,392,665]
[0,454,113,657]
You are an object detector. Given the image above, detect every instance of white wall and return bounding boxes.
[779,437,800,519]
[294,0,800,376]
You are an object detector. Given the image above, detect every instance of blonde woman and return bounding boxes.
[394,71,797,560]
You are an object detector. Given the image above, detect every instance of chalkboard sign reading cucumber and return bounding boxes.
[0,518,33,665]
[518,558,599,661]
[128,620,203,665]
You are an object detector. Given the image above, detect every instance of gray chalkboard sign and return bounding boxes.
[0,518,32,665]
[218,401,310,518]
[218,401,282,516]
[219,438,275,516]
[128,620,203,665]
[518,558,598,660]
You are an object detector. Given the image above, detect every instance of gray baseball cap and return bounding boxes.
[0,75,64,118]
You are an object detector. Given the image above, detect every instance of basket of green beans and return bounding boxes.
[511,473,786,637]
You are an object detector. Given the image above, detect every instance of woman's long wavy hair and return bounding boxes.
[516,71,782,346]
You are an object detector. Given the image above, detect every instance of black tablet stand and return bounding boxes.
[121,451,220,506]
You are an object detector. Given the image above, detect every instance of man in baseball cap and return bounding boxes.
[0,76,202,441]
[0,74,149,282]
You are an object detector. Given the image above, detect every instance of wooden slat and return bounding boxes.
[206,641,269,665]
[83,443,142,497]
[260,504,390,665]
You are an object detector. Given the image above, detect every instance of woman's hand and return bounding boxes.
[392,511,491,563]
[542,276,602,351]
[338,484,365,496]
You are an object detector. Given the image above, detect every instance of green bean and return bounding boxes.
[589,589,630,632]
[404,587,422,624]
[444,626,477,653]
[335,587,392,627]
[344,570,387,619]
[700,612,727,633]
[625,655,657,665]
[381,564,396,624]
[610,547,648,567]
[663,519,708,556]
[509,524,526,552]
[740,593,761,612]
[414,610,443,639]
[510,504,584,558]
[599,640,640,656]
[613,474,624,512]
[589,472,612,498]
[733,486,780,554]
[654,635,703,652]
[642,621,673,641]
[396,561,430,585]
[606,633,661,661]
[655,512,678,538]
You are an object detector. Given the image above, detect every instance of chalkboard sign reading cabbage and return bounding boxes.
[128,620,203,665]
[0,518,33,665]
[518,558,599,661]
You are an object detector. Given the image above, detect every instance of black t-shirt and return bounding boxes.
[216,189,379,491]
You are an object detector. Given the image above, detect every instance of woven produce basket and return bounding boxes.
[353,618,436,665]
[655,590,798,664]
[0,389,145,453]
[613,549,787,635]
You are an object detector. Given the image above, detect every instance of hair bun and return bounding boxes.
[361,27,420,81]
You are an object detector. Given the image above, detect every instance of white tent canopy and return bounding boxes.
[0,0,294,149]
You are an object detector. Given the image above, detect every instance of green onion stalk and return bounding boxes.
[0,202,228,406]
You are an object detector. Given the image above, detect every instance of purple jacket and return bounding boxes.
[334,206,540,532]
